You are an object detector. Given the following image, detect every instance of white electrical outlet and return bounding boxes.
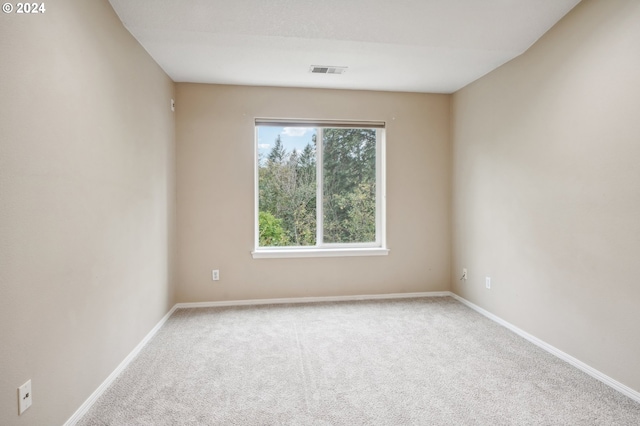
[462,268,468,280]
[212,269,220,281]
[18,380,32,415]
[485,277,491,289]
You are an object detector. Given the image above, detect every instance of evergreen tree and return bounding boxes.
[322,129,376,243]
[267,135,286,164]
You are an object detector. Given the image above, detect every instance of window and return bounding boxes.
[253,119,388,258]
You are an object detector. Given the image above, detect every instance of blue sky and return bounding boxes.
[257,126,316,162]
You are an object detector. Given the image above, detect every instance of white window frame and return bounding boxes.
[252,119,389,259]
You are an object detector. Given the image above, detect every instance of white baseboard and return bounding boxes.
[63,305,178,426]
[448,292,640,404]
[174,291,451,309]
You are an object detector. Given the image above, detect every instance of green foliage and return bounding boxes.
[323,182,376,243]
[258,127,376,247]
[322,129,376,243]
[267,135,286,164]
[258,211,289,246]
[259,138,316,246]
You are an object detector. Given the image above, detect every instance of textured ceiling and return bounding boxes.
[108,0,581,93]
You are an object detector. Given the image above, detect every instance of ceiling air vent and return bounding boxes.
[310,65,348,75]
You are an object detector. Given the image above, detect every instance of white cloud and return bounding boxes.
[258,143,271,149]
[282,127,311,137]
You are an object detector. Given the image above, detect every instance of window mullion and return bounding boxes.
[316,127,323,247]
[254,125,260,249]
[375,128,383,246]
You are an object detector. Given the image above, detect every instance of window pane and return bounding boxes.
[322,128,377,244]
[257,126,317,247]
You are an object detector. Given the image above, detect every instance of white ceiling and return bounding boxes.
[108,0,581,94]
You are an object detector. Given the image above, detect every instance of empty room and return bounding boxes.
[1,0,639,424]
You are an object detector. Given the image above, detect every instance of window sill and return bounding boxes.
[251,247,390,259]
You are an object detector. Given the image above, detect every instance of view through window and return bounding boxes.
[255,120,385,252]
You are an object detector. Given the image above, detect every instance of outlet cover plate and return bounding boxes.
[18,380,32,415]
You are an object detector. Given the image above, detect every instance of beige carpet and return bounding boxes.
[77,297,640,425]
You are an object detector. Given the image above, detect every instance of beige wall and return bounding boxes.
[176,84,451,302]
[0,1,176,424]
[452,0,640,393]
